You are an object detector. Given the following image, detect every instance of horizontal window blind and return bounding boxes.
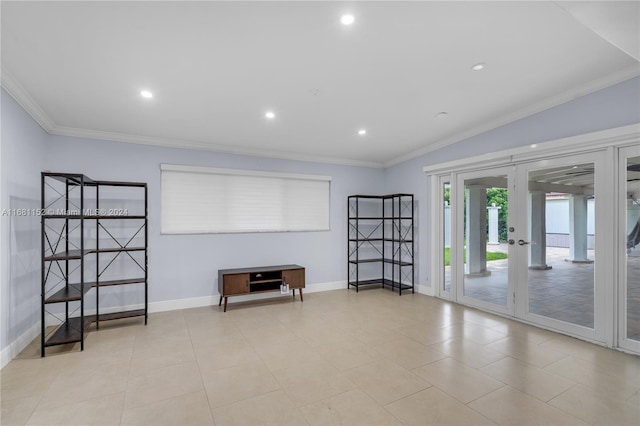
[161,164,331,234]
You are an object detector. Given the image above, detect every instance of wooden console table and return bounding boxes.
[218,264,305,312]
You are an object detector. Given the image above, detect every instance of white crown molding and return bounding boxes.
[1,67,383,168]
[422,123,640,176]
[49,125,384,169]
[0,68,56,132]
[3,61,636,171]
[385,65,640,168]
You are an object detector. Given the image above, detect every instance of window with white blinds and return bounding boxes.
[160,164,331,234]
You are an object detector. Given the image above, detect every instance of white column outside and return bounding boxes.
[466,185,490,276]
[529,191,551,270]
[568,194,592,263]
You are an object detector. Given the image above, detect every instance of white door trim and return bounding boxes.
[432,175,454,300]
[618,145,640,353]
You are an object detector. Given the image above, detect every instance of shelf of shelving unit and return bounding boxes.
[40,172,148,356]
[347,194,414,295]
[44,284,92,304]
[88,309,146,322]
[44,317,93,347]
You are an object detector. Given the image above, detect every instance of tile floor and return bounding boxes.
[2,289,639,425]
[462,248,598,327]
[447,246,640,338]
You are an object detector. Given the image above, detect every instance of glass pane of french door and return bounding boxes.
[457,168,513,313]
[520,156,602,338]
[622,149,640,348]
[443,180,452,295]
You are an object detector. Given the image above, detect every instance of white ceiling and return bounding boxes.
[2,1,639,168]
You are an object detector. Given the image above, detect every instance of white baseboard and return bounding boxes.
[149,280,347,312]
[6,280,435,368]
[149,296,215,313]
[415,283,434,296]
[304,280,347,293]
[1,280,349,368]
[1,322,40,369]
[148,280,428,313]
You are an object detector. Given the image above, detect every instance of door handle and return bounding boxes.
[518,239,530,246]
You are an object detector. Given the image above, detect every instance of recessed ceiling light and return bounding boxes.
[140,90,153,99]
[341,14,355,25]
[531,144,537,148]
[434,112,449,119]
[358,129,367,135]
[265,111,275,119]
[471,63,486,71]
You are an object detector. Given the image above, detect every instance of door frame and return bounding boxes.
[618,145,640,353]
[425,123,639,351]
[434,174,454,301]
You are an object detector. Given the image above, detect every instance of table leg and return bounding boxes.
[218,295,223,306]
[223,297,228,312]
[299,288,303,302]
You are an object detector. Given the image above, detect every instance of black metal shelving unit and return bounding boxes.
[40,172,148,356]
[348,194,414,295]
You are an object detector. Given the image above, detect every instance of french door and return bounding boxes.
[438,176,453,301]
[454,166,516,317]
[516,152,606,342]
[438,152,607,342]
[619,145,640,353]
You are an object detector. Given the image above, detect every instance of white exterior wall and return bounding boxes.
[546,198,596,249]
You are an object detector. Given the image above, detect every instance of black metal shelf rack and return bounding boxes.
[348,194,414,295]
[40,172,148,356]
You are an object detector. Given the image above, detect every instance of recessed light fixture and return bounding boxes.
[471,62,486,71]
[572,166,578,169]
[531,144,537,148]
[341,14,355,25]
[434,112,449,119]
[358,129,367,135]
[140,90,153,99]
[265,111,275,119]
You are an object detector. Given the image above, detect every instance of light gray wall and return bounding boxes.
[1,90,47,353]
[384,76,640,289]
[43,135,384,305]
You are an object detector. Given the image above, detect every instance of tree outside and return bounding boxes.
[443,187,509,242]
